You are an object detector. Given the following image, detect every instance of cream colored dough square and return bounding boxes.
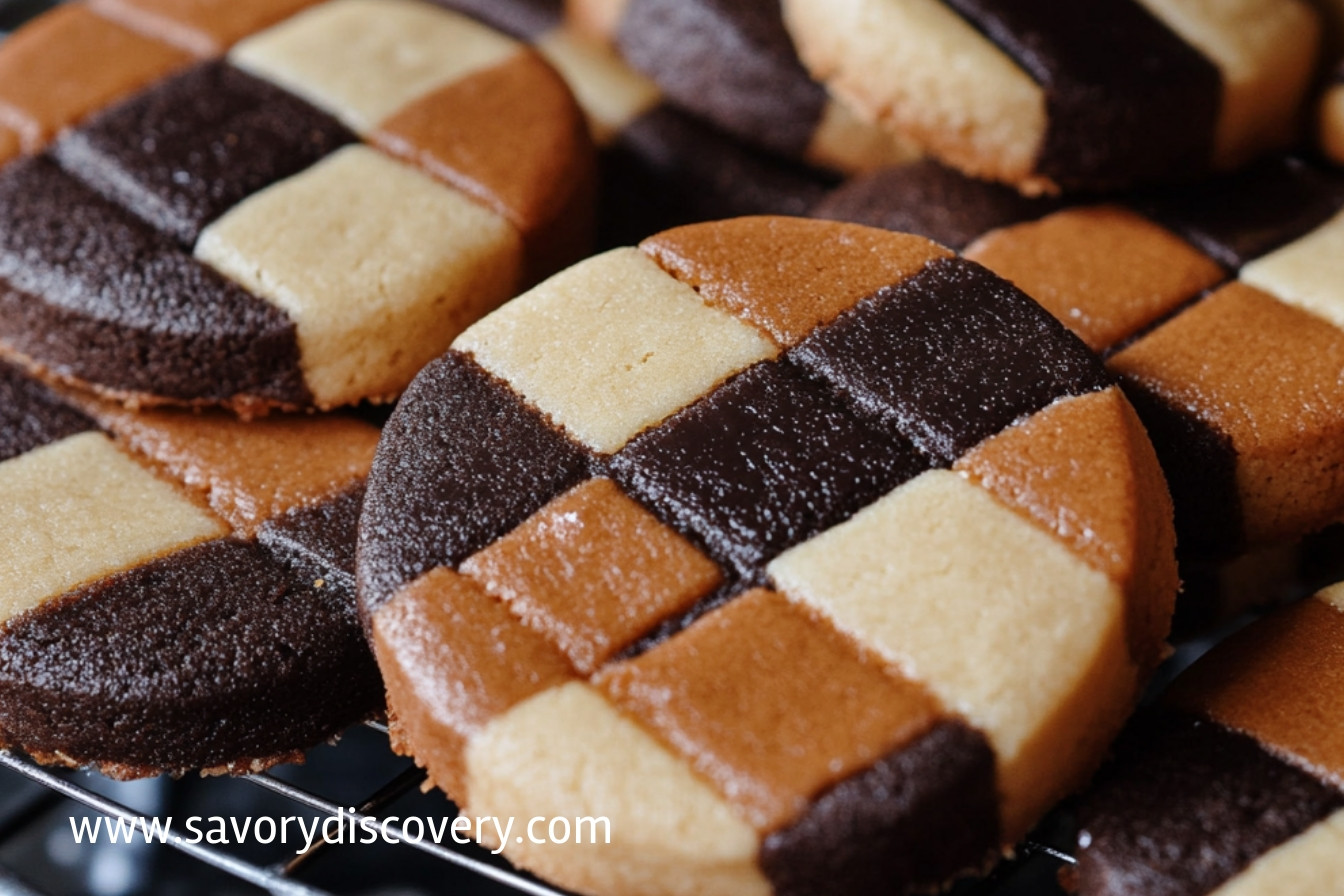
[1208,810,1344,895]
[1241,208,1344,333]
[197,145,522,409]
[230,0,519,133]
[768,468,1129,839]
[535,29,661,146]
[0,432,226,625]
[456,247,777,454]
[465,682,768,896]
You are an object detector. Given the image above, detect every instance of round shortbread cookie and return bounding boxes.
[0,0,594,412]
[0,360,381,777]
[566,0,918,174]
[783,0,1321,193]
[813,157,1344,565]
[357,217,1178,896]
[1077,583,1344,896]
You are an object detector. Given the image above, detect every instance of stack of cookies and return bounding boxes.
[1,1,1342,895]
[0,0,597,776]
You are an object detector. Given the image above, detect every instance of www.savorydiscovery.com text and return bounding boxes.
[69,808,612,855]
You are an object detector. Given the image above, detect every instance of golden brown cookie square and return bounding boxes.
[1167,595,1344,787]
[373,566,576,795]
[461,478,722,674]
[86,403,379,536]
[954,387,1177,669]
[597,588,942,833]
[373,50,594,281]
[641,217,950,347]
[965,206,1224,351]
[1110,282,1344,545]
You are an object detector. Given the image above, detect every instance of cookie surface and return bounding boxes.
[784,0,1320,193]
[433,0,836,246]
[814,157,1344,562]
[568,0,917,174]
[0,0,594,411]
[0,360,381,777]
[1077,584,1344,896]
[357,217,1177,896]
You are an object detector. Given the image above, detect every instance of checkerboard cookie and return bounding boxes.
[0,360,381,777]
[357,217,1178,896]
[0,0,594,411]
[784,0,1321,193]
[565,0,917,174]
[1077,583,1344,896]
[814,157,1344,563]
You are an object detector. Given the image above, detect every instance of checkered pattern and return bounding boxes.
[0,0,592,408]
[0,359,381,775]
[782,0,1320,192]
[360,217,1178,896]
[816,157,1344,561]
[1078,584,1344,896]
